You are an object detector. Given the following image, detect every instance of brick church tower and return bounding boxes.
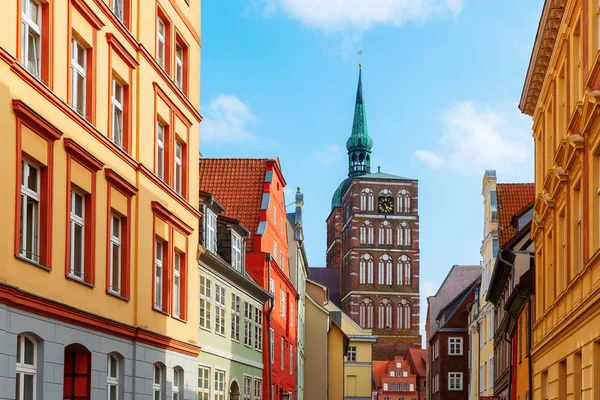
[326,66,421,360]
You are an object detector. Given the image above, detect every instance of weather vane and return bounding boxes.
[357,50,363,68]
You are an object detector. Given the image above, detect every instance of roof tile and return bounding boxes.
[496,183,535,247]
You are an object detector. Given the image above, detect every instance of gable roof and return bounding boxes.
[309,267,341,308]
[496,183,535,247]
[406,348,426,376]
[199,158,268,250]
[372,361,389,388]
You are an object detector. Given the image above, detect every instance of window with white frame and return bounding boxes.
[254,307,263,351]
[112,0,124,22]
[214,370,225,400]
[290,344,293,374]
[410,383,414,391]
[174,141,182,194]
[154,240,163,309]
[206,210,217,252]
[359,298,373,328]
[198,366,210,400]
[156,122,165,180]
[199,276,211,330]
[156,17,166,68]
[378,254,392,285]
[398,222,412,247]
[20,159,40,263]
[390,371,395,377]
[449,337,463,356]
[273,206,277,223]
[71,38,87,116]
[396,362,401,368]
[22,0,42,77]
[173,253,181,318]
[290,301,294,327]
[273,241,277,260]
[398,299,410,329]
[403,371,408,378]
[280,289,286,318]
[111,78,124,147]
[173,368,182,400]
[269,328,274,364]
[69,190,85,280]
[109,214,122,294]
[360,188,374,211]
[153,364,163,400]
[359,254,373,284]
[360,220,374,245]
[243,375,252,400]
[398,255,411,286]
[378,299,392,329]
[347,346,356,361]
[449,372,463,391]
[231,293,240,341]
[280,251,284,270]
[215,284,226,335]
[16,334,37,400]
[379,221,393,245]
[175,43,184,89]
[107,354,119,400]
[254,378,262,400]
[244,302,254,347]
[232,232,243,271]
[269,278,275,295]
[280,337,284,370]
[398,190,411,213]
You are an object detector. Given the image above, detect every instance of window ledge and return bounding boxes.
[15,254,51,272]
[66,275,95,288]
[199,326,212,333]
[107,290,130,302]
[172,315,187,323]
[152,307,170,316]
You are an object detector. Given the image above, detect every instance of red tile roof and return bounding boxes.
[372,361,389,388]
[406,348,426,376]
[199,158,268,250]
[496,183,535,247]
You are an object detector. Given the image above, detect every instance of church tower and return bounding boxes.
[326,66,421,360]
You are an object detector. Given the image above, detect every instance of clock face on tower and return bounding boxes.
[378,196,394,214]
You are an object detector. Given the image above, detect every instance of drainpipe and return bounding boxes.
[267,253,274,400]
[477,321,481,400]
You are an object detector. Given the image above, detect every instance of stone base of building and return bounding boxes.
[0,304,198,400]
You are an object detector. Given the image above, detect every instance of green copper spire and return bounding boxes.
[346,66,373,177]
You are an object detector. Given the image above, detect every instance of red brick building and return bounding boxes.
[405,348,427,400]
[199,158,297,400]
[326,66,421,360]
[373,354,422,400]
[428,278,479,400]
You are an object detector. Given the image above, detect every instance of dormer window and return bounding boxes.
[231,232,243,271]
[206,210,217,252]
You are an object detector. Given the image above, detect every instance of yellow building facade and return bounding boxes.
[0,0,201,397]
[520,1,600,400]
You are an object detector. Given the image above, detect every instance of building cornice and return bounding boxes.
[519,0,567,116]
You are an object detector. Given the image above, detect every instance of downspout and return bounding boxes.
[267,253,274,400]
[505,332,512,400]
[528,300,533,400]
[477,321,481,400]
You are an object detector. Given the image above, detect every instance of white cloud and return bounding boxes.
[313,144,344,165]
[257,0,464,32]
[415,101,531,175]
[201,95,256,144]
[414,150,444,168]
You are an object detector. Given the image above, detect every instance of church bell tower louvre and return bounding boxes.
[325,66,422,360]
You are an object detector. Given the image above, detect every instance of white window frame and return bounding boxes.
[232,232,243,271]
[175,43,183,89]
[280,337,284,370]
[22,0,42,77]
[20,159,41,263]
[172,368,182,400]
[173,253,181,318]
[280,289,286,318]
[231,293,240,342]
[16,333,37,400]
[199,276,212,330]
[244,375,253,400]
[449,337,463,356]
[198,365,211,400]
[254,378,262,400]
[174,141,182,194]
[254,307,263,351]
[156,122,165,180]
[280,251,284,270]
[215,284,226,336]
[269,278,275,295]
[154,240,164,310]
[111,77,124,148]
[214,369,226,400]
[153,364,163,400]
[109,214,122,295]
[244,302,254,347]
[269,328,275,364]
[69,190,85,280]
[289,344,293,374]
[347,346,356,362]
[449,372,463,391]
[205,210,217,252]
[107,353,119,400]
[71,38,87,116]
[112,0,124,22]
[156,17,166,68]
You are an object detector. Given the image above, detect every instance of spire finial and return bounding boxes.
[357,50,363,68]
[346,63,373,177]
[378,166,381,173]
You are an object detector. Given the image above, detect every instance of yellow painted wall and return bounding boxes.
[515,306,530,400]
[0,0,201,346]
[304,293,329,400]
[328,323,345,400]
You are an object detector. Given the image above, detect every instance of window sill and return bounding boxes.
[152,307,170,316]
[15,254,51,272]
[215,332,226,338]
[231,338,240,344]
[66,275,95,288]
[199,326,212,332]
[172,315,187,323]
[107,290,130,302]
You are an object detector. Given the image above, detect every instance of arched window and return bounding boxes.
[398,299,411,329]
[16,333,37,400]
[398,222,412,247]
[361,188,374,211]
[379,221,393,245]
[360,220,374,245]
[378,299,392,328]
[390,371,395,377]
[398,190,411,213]
[378,254,392,285]
[410,383,414,391]
[107,353,123,400]
[397,255,411,285]
[379,188,392,197]
[360,254,374,284]
[359,299,374,328]
[64,344,91,399]
[173,367,184,400]
[153,363,165,400]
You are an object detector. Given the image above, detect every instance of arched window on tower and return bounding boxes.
[398,299,411,329]
[359,298,374,328]
[379,221,393,245]
[398,222,412,247]
[360,220,374,245]
[361,188,374,211]
[378,299,392,329]
[398,190,411,213]
[377,254,392,285]
[397,255,411,286]
[360,254,374,284]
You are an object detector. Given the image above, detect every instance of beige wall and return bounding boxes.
[305,294,329,400]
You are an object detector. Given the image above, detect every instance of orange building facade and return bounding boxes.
[0,0,202,398]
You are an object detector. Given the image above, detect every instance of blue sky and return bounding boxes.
[200,0,544,338]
